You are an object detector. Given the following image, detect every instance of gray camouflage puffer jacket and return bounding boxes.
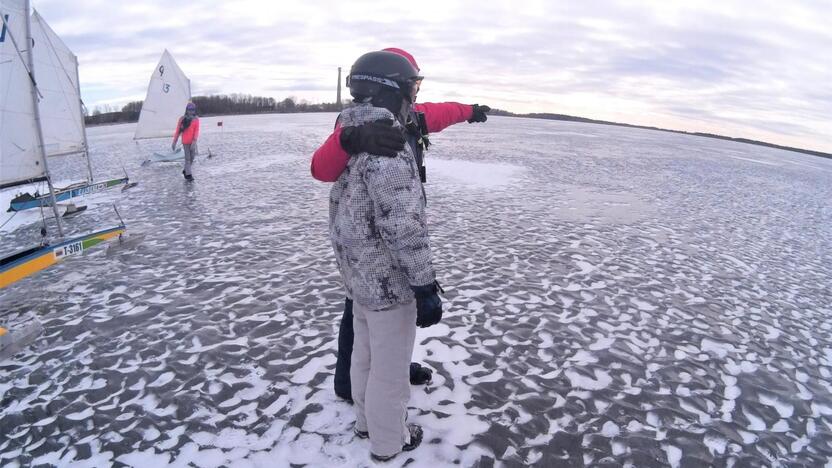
[329,104,435,310]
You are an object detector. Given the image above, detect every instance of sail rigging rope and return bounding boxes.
[0,210,18,230]
[38,197,46,227]
[37,179,51,241]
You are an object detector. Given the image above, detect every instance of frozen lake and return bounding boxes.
[1,113,831,467]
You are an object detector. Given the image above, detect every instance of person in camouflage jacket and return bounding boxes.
[328,103,435,309]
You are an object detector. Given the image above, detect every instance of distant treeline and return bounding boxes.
[84,96,829,158]
[488,109,832,160]
[84,94,345,126]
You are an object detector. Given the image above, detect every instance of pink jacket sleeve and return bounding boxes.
[193,118,200,141]
[414,102,473,133]
[310,102,474,182]
[311,123,350,182]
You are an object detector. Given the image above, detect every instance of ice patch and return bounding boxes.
[796,382,813,400]
[737,429,758,444]
[574,260,597,275]
[458,289,489,297]
[116,449,170,466]
[704,433,727,456]
[791,435,811,453]
[759,393,794,418]
[812,403,832,416]
[148,372,175,388]
[65,408,94,421]
[430,158,524,189]
[565,369,612,390]
[65,376,107,393]
[568,349,598,365]
[743,406,766,431]
[601,421,620,437]
[33,416,57,427]
[143,427,161,442]
[762,324,781,340]
[700,338,734,358]
[289,355,336,384]
[468,369,504,384]
[662,444,682,468]
[185,336,249,353]
[588,336,615,351]
[630,298,656,311]
[725,155,779,166]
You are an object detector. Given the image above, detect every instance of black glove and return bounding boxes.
[340,119,405,157]
[409,362,433,385]
[468,104,491,123]
[412,281,443,328]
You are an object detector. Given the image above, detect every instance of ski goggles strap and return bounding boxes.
[347,74,401,89]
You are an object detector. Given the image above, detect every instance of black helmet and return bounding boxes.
[347,51,423,103]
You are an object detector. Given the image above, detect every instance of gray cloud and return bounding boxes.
[30,0,832,152]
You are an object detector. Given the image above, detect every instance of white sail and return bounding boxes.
[0,0,46,189]
[30,9,85,157]
[134,50,191,140]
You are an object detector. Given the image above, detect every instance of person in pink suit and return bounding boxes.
[172,102,200,181]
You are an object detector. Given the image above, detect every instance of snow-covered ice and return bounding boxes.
[2,113,832,466]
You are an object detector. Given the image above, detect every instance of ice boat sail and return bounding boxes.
[5,9,134,212]
[134,50,191,140]
[0,0,126,290]
[0,1,45,192]
[30,9,85,159]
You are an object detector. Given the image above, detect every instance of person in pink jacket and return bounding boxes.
[311,48,490,183]
[172,102,200,181]
[312,47,491,403]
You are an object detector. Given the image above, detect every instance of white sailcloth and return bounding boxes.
[0,0,46,189]
[134,50,190,140]
[30,9,85,157]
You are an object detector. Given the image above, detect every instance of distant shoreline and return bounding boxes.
[497,111,832,160]
[87,108,831,160]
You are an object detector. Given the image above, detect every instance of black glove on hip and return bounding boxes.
[340,119,406,157]
[468,104,491,123]
[412,281,443,328]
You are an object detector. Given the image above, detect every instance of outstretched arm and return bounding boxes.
[414,102,473,133]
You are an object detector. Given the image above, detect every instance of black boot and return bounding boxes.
[370,424,423,462]
[409,362,432,385]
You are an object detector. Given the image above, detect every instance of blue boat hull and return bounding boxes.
[8,177,130,212]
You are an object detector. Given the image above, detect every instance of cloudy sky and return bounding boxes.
[27,0,832,152]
